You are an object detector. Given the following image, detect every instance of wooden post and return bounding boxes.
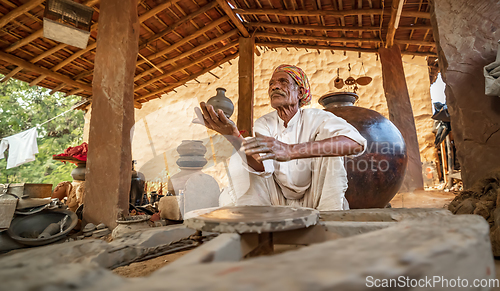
[84,0,140,228]
[378,45,424,191]
[237,37,255,137]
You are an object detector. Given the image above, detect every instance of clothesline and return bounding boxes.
[1,107,74,140]
[36,107,74,128]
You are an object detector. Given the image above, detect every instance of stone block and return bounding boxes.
[320,208,452,222]
[0,215,493,291]
[321,221,396,239]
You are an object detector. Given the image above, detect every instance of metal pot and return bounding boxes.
[7,208,78,246]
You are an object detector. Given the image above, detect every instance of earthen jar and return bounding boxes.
[319,92,408,208]
[206,87,234,118]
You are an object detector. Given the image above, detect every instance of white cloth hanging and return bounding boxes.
[0,127,39,169]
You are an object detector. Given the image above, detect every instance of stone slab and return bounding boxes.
[320,208,452,222]
[0,215,494,291]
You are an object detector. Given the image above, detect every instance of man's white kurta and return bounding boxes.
[220,108,367,211]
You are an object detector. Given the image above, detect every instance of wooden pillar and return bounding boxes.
[84,0,140,228]
[237,37,254,137]
[378,45,424,191]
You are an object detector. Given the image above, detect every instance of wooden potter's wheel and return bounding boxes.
[184,205,319,233]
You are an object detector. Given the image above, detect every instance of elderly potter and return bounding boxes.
[194,64,366,210]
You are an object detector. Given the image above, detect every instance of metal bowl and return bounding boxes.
[7,208,78,246]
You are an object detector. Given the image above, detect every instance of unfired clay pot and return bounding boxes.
[319,92,408,208]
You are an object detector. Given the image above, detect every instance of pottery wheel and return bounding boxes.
[184,205,319,233]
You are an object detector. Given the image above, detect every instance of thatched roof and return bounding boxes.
[0,0,435,108]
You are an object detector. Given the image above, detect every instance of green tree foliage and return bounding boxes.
[0,76,84,188]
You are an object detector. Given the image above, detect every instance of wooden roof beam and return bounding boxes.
[386,0,404,47]
[0,51,92,92]
[134,29,238,81]
[9,0,173,95]
[135,53,239,102]
[255,32,380,44]
[0,0,45,30]
[257,41,438,57]
[134,42,239,92]
[5,0,171,55]
[52,42,97,71]
[255,32,435,47]
[215,0,249,37]
[394,39,435,47]
[5,30,43,53]
[138,0,180,22]
[245,22,381,32]
[233,8,430,19]
[0,67,22,82]
[137,15,230,67]
[53,0,177,72]
[139,0,219,50]
[5,0,100,53]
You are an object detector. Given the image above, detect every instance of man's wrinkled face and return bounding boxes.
[268,71,303,109]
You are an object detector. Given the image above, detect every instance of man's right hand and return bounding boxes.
[193,102,239,137]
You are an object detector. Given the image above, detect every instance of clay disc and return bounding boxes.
[184,205,319,233]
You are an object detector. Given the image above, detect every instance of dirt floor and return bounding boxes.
[112,250,191,278]
[389,189,456,209]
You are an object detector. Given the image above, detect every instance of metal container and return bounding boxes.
[0,183,53,199]
[7,208,78,246]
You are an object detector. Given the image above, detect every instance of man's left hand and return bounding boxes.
[242,133,293,162]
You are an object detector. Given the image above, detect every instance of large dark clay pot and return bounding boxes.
[319,92,408,208]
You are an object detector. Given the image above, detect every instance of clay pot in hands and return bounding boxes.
[206,88,234,118]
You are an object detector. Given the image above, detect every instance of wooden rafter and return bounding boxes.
[215,0,250,37]
[258,41,437,57]
[136,16,230,67]
[0,0,437,106]
[8,0,181,94]
[139,0,219,50]
[246,22,381,31]
[233,8,430,19]
[134,29,238,81]
[5,0,101,53]
[0,0,44,30]
[254,32,435,47]
[135,53,239,102]
[134,42,239,92]
[386,0,404,47]
[255,32,380,44]
[0,51,92,92]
